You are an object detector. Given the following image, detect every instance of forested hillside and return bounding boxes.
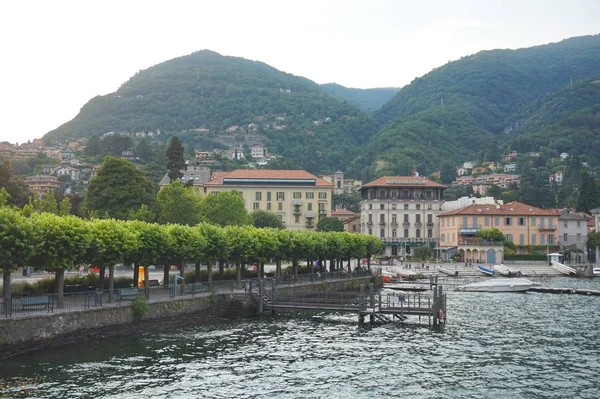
[44,50,377,173]
[320,83,399,115]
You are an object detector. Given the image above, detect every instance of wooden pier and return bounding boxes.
[529,286,600,296]
[250,280,447,327]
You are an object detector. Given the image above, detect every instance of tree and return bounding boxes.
[136,138,153,163]
[587,232,600,251]
[0,208,34,311]
[475,227,505,241]
[251,210,283,229]
[200,191,252,227]
[486,185,503,200]
[129,204,157,222]
[440,162,456,185]
[84,136,102,157]
[576,169,600,212]
[166,137,185,183]
[316,217,344,232]
[332,192,361,213]
[124,220,168,291]
[156,181,203,225]
[83,157,155,220]
[414,246,432,261]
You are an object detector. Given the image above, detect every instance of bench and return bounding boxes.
[147,279,160,287]
[20,296,52,312]
[117,288,140,303]
[186,282,205,295]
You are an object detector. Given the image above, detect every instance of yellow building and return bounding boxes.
[438,201,559,264]
[203,169,334,230]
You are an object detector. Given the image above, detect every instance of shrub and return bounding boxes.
[131,296,148,321]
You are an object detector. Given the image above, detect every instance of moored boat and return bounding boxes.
[438,267,459,277]
[493,264,523,277]
[477,265,496,276]
[592,267,600,277]
[457,278,539,292]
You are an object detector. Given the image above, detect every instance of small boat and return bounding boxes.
[477,265,496,276]
[592,267,600,277]
[438,267,459,277]
[457,278,539,292]
[493,264,523,277]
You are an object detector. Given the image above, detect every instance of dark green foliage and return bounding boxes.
[320,83,399,115]
[576,169,600,212]
[251,209,284,229]
[332,192,361,213]
[588,232,600,250]
[0,159,31,207]
[475,228,505,241]
[83,157,156,219]
[166,137,185,182]
[316,217,344,232]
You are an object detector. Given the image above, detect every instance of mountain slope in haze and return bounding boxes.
[374,34,600,132]
[320,83,399,115]
[44,50,378,173]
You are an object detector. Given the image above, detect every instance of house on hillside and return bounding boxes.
[549,170,563,185]
[503,150,518,162]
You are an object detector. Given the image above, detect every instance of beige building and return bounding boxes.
[438,201,559,264]
[359,176,446,257]
[24,175,61,196]
[332,208,360,233]
[203,169,334,230]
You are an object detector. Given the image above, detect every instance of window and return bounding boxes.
[404,214,409,222]
[519,217,525,226]
[277,192,285,201]
[306,192,314,199]
[295,215,300,223]
[549,218,553,228]
[563,220,568,228]
[540,235,545,245]
[308,203,313,211]
[267,202,272,210]
[404,229,409,238]
[504,217,512,226]
[576,221,581,228]
[427,204,432,210]
[531,216,536,226]
[494,217,500,226]
[416,204,421,210]
[267,192,271,201]
[318,203,325,211]
[563,233,568,242]
[380,214,385,223]
[368,204,372,210]
[441,234,445,243]
[278,202,283,211]
[368,228,373,235]
[293,192,301,199]
[404,204,409,210]
[519,234,524,245]
[319,192,327,199]
[392,229,397,238]
[416,229,421,238]
[253,202,260,210]
[392,204,397,210]
[392,214,397,223]
[416,214,421,223]
[531,234,536,245]
[379,190,386,199]
[548,235,554,244]
[577,233,581,242]
[428,229,433,238]
[485,216,490,226]
[472,216,478,227]
[427,214,433,223]
[506,234,513,242]
[352,225,357,232]
[211,191,218,195]
[255,192,262,201]
[368,214,373,223]
[380,229,385,238]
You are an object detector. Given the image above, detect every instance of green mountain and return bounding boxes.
[347,35,600,179]
[44,50,377,173]
[320,83,399,115]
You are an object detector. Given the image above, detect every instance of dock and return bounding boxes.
[249,280,447,327]
[529,287,600,296]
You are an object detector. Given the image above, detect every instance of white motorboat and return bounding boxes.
[593,267,600,277]
[457,278,539,292]
[493,264,523,277]
[438,267,459,277]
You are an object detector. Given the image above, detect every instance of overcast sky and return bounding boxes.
[1,0,599,145]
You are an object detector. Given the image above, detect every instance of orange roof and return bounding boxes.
[440,201,558,217]
[205,169,333,187]
[332,208,358,217]
[362,176,446,188]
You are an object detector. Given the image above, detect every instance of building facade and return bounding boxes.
[558,212,588,263]
[203,169,333,231]
[331,208,360,233]
[438,201,559,264]
[24,175,61,196]
[359,176,446,257]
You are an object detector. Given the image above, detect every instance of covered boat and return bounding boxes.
[477,265,496,276]
[457,278,539,292]
[438,267,459,277]
[493,264,523,277]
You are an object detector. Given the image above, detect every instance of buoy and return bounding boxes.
[438,309,445,324]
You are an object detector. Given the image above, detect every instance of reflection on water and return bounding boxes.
[1,277,600,398]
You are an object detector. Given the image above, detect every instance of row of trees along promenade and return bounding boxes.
[0,206,383,308]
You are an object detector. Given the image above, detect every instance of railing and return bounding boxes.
[426,222,435,227]
[379,222,386,227]
[403,222,410,227]
[458,240,504,246]
[538,226,557,231]
[415,222,422,227]
[459,225,482,229]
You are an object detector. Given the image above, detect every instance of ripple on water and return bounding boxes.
[1,277,600,398]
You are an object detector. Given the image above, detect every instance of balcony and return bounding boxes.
[319,209,327,215]
[426,222,435,227]
[538,226,557,232]
[415,222,423,228]
[402,222,410,227]
[459,224,482,235]
[305,222,315,228]
[458,240,504,247]
[390,222,399,228]
[379,222,386,227]
[367,222,373,228]
[293,206,301,215]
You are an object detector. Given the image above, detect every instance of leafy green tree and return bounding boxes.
[156,181,203,225]
[83,157,155,220]
[587,232,600,251]
[316,216,345,232]
[576,169,600,212]
[58,197,72,216]
[31,189,59,214]
[475,227,505,241]
[128,204,157,222]
[0,159,31,207]
[136,138,153,163]
[29,213,93,307]
[124,220,168,290]
[84,136,102,157]
[223,225,255,286]
[200,191,251,227]
[165,224,205,285]
[486,185,503,200]
[414,246,432,261]
[332,192,361,213]
[251,210,283,229]
[440,162,457,185]
[166,136,185,183]
[0,208,34,307]
[0,187,10,207]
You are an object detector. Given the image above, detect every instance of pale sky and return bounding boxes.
[1,0,599,145]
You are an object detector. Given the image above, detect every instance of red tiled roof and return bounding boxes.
[362,176,446,188]
[205,169,333,187]
[440,201,557,217]
[332,208,358,217]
